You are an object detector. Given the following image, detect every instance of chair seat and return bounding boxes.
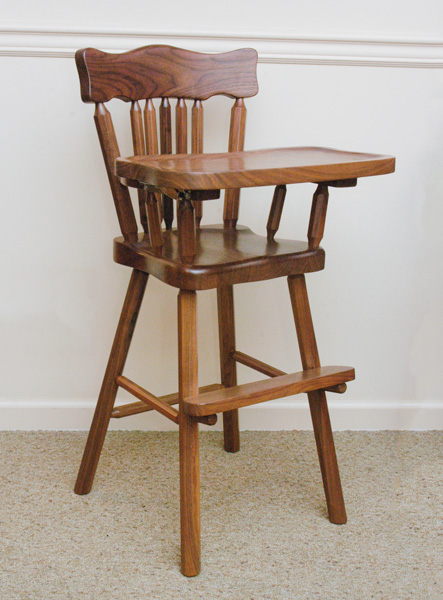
[114,225,325,290]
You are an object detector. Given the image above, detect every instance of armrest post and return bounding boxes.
[178,193,196,261]
[267,185,287,241]
[308,183,329,249]
[146,190,163,250]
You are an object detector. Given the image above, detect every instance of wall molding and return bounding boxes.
[1,25,443,67]
[1,400,442,431]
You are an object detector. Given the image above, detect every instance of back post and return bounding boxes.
[94,103,138,242]
[160,98,174,229]
[130,100,149,233]
[223,98,247,228]
[191,99,204,226]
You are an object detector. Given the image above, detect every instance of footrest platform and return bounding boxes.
[183,366,355,417]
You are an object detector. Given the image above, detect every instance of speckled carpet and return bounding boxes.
[0,431,442,599]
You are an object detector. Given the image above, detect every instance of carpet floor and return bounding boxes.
[0,431,442,599]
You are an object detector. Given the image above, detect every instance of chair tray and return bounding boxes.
[114,225,325,290]
[115,146,395,191]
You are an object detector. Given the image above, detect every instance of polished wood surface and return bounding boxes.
[231,351,348,390]
[130,100,145,155]
[176,98,188,154]
[217,285,240,452]
[145,191,162,249]
[116,375,179,423]
[178,290,200,577]
[144,98,159,155]
[288,274,347,524]
[116,146,395,191]
[75,43,395,577]
[191,99,204,226]
[111,383,224,418]
[184,365,355,417]
[232,350,286,378]
[308,183,329,249]
[159,97,172,155]
[76,45,258,103]
[113,226,325,290]
[325,383,347,394]
[74,270,148,495]
[223,98,247,227]
[177,195,196,260]
[143,98,164,227]
[159,97,174,229]
[267,184,287,241]
[95,103,138,241]
[130,101,149,233]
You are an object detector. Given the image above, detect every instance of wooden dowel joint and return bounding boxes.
[324,383,347,394]
[194,414,218,426]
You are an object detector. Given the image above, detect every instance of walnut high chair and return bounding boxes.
[74,45,395,576]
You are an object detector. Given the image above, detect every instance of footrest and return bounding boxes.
[183,366,355,417]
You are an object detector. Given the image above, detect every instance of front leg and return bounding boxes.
[178,290,201,576]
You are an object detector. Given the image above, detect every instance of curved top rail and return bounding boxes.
[76,45,259,103]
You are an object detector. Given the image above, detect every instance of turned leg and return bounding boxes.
[178,289,201,576]
[217,284,240,453]
[74,269,148,495]
[288,274,347,524]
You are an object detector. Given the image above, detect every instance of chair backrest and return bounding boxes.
[75,45,259,242]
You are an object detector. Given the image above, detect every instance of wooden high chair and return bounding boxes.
[74,45,394,576]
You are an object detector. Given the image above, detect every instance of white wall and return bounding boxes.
[1,1,443,430]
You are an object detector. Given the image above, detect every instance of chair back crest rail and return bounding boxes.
[75,45,259,243]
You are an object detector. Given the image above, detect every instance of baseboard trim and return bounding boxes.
[1,399,442,431]
[0,25,442,67]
